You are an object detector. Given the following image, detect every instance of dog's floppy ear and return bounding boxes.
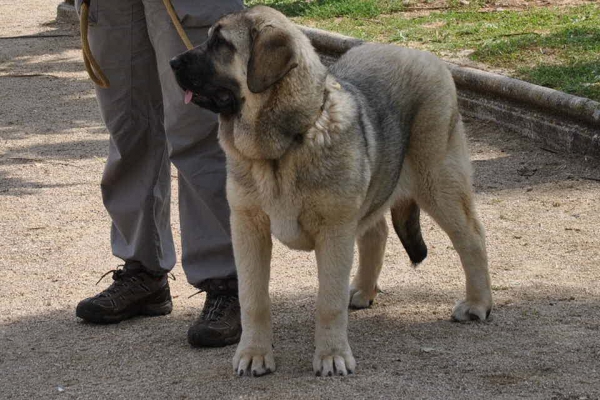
[247,24,298,93]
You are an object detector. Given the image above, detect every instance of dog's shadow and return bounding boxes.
[3,281,599,397]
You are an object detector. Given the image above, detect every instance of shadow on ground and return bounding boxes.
[0,21,103,142]
[0,20,81,74]
[466,118,600,193]
[2,284,599,399]
[0,170,84,196]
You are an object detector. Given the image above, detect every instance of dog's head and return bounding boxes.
[170,6,309,117]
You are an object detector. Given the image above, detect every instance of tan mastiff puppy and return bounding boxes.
[170,5,492,377]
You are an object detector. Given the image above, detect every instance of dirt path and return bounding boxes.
[1,2,599,399]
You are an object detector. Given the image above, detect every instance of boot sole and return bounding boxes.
[188,330,241,348]
[76,299,173,324]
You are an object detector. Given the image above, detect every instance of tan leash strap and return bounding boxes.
[162,0,194,51]
[80,0,194,88]
[80,0,109,88]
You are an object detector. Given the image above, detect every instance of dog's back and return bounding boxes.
[330,44,456,125]
[329,44,458,223]
[330,43,458,149]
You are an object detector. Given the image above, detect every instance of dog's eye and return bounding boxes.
[210,33,226,48]
[209,32,234,51]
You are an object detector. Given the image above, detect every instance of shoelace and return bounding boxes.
[201,293,238,321]
[93,270,127,298]
[188,289,205,299]
[188,289,238,321]
[95,266,125,285]
[95,265,176,286]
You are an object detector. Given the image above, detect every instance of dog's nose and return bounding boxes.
[170,56,183,71]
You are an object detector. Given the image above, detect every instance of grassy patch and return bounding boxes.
[248,0,407,18]
[475,25,600,99]
[247,1,600,101]
[519,62,600,101]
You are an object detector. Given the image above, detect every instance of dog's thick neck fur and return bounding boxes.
[219,25,343,161]
[305,76,349,148]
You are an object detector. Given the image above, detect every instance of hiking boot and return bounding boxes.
[76,261,172,324]
[187,278,241,348]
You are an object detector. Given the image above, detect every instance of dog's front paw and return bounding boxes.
[349,285,378,309]
[233,342,275,377]
[313,348,356,376]
[451,299,492,322]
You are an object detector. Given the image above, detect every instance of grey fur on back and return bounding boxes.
[329,44,455,221]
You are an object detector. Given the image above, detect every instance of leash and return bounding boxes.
[162,0,194,51]
[79,0,109,87]
[79,0,194,89]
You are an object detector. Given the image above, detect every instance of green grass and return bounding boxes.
[249,0,407,18]
[247,1,600,101]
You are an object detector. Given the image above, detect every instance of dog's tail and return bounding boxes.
[391,199,428,266]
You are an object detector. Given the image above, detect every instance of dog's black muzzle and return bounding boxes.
[170,48,240,116]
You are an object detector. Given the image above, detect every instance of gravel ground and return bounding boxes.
[1,2,599,399]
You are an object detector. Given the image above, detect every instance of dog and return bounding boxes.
[170,5,492,377]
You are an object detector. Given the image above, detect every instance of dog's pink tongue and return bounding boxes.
[184,90,193,104]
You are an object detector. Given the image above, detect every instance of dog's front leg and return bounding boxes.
[313,226,357,376]
[231,209,274,377]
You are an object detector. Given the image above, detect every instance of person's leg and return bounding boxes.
[143,0,243,287]
[89,0,176,273]
[143,0,244,346]
[75,0,175,323]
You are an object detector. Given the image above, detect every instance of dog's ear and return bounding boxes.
[247,25,298,93]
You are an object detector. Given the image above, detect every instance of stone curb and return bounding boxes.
[301,26,600,159]
[56,1,78,24]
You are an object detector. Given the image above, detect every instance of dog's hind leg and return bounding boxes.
[350,217,388,309]
[411,124,492,322]
[391,198,428,266]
